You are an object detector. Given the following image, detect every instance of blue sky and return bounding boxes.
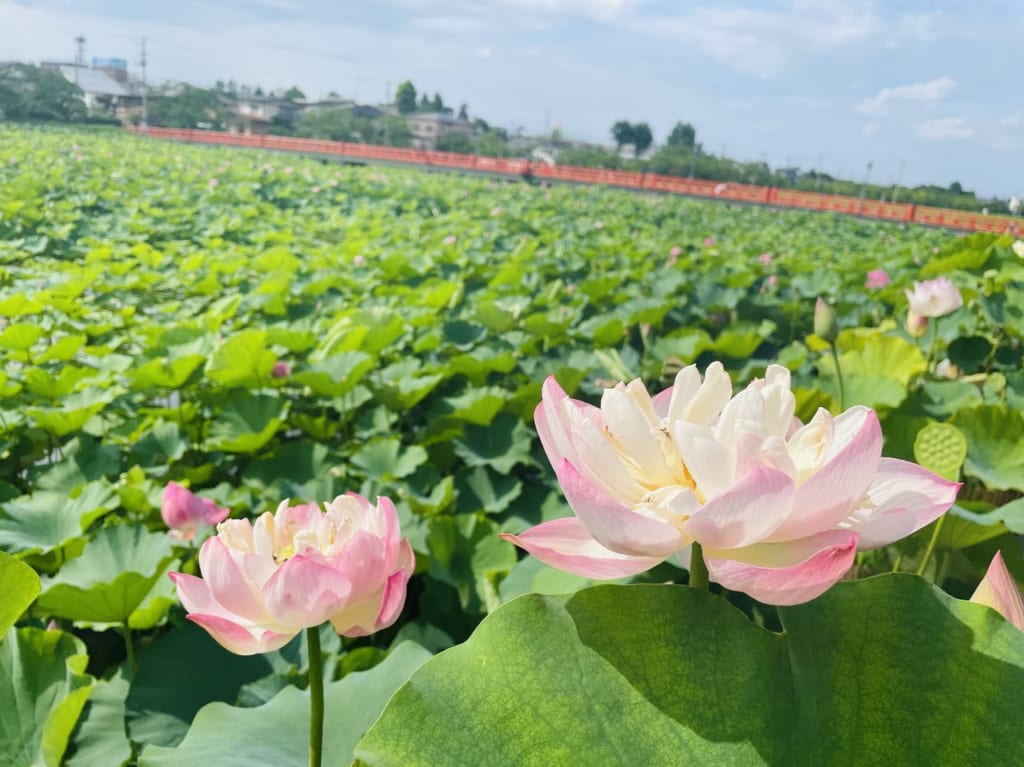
[2,0,1022,198]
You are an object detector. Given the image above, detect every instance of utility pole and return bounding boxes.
[139,36,148,129]
[74,35,85,84]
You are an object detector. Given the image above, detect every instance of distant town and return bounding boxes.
[1,53,1018,216]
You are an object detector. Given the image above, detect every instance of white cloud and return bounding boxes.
[857,76,956,116]
[861,122,879,136]
[916,117,972,141]
[999,111,1023,127]
[475,45,493,58]
[630,2,879,77]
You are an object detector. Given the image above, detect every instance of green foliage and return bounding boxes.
[0,63,86,122]
[147,86,228,130]
[0,551,40,634]
[395,81,417,114]
[666,120,696,149]
[358,579,1024,766]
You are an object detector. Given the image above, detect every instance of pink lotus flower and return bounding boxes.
[208,178,218,189]
[169,494,415,655]
[353,255,365,267]
[490,206,502,216]
[443,235,457,245]
[905,277,962,317]
[865,269,890,289]
[502,364,959,606]
[704,237,716,246]
[162,482,231,541]
[271,361,292,378]
[670,246,682,258]
[971,551,1024,631]
[759,252,773,265]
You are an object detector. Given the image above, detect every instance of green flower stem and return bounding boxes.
[916,515,947,578]
[689,542,709,590]
[307,626,325,767]
[926,317,940,373]
[829,341,845,411]
[123,622,138,674]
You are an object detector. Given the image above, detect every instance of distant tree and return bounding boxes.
[458,103,468,120]
[283,85,305,100]
[226,80,237,95]
[632,123,653,155]
[376,115,413,147]
[436,133,473,153]
[419,93,431,111]
[666,121,696,150]
[472,117,490,132]
[295,107,371,141]
[214,80,225,93]
[0,64,86,122]
[395,80,417,114]
[949,181,964,195]
[476,131,506,157]
[147,85,228,129]
[611,120,634,152]
[327,90,340,98]
[254,85,264,97]
[431,93,444,112]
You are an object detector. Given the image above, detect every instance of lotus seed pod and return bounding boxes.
[913,422,968,482]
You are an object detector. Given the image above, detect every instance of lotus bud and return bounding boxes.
[814,298,839,343]
[906,309,929,338]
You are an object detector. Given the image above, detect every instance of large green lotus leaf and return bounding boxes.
[951,404,1024,491]
[129,420,189,469]
[66,672,131,767]
[356,578,1024,767]
[36,525,176,624]
[426,514,516,613]
[32,437,121,493]
[452,412,534,474]
[206,394,288,453]
[290,351,374,397]
[823,334,926,386]
[242,439,345,501]
[0,627,94,767]
[127,355,206,390]
[0,551,41,634]
[351,438,427,482]
[0,322,45,352]
[125,622,281,748]
[204,329,276,388]
[26,390,112,436]
[0,483,116,557]
[139,641,432,766]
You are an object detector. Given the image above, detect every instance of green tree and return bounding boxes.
[666,121,696,150]
[395,80,417,114]
[611,120,634,152]
[0,64,86,122]
[283,85,305,100]
[458,103,469,120]
[436,133,473,153]
[431,93,444,112]
[476,131,506,157]
[419,93,431,112]
[632,122,653,155]
[147,85,228,129]
[376,115,413,147]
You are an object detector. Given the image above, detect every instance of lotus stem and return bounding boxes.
[307,626,325,767]
[689,542,709,590]
[830,341,845,411]
[916,515,947,578]
[123,622,138,674]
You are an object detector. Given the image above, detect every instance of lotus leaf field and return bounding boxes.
[2,125,1024,766]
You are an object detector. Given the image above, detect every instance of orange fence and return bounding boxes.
[129,127,1020,234]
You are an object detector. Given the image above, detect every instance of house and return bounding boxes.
[228,95,302,135]
[45,61,142,118]
[405,112,472,150]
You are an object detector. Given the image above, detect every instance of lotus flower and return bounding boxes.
[970,551,1024,631]
[271,360,292,378]
[814,298,839,342]
[169,494,414,654]
[1012,240,1024,259]
[906,309,929,338]
[162,482,230,541]
[905,277,962,318]
[865,269,890,289]
[502,364,959,606]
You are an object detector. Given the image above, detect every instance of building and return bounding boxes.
[43,61,142,118]
[228,95,303,135]
[405,112,473,150]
